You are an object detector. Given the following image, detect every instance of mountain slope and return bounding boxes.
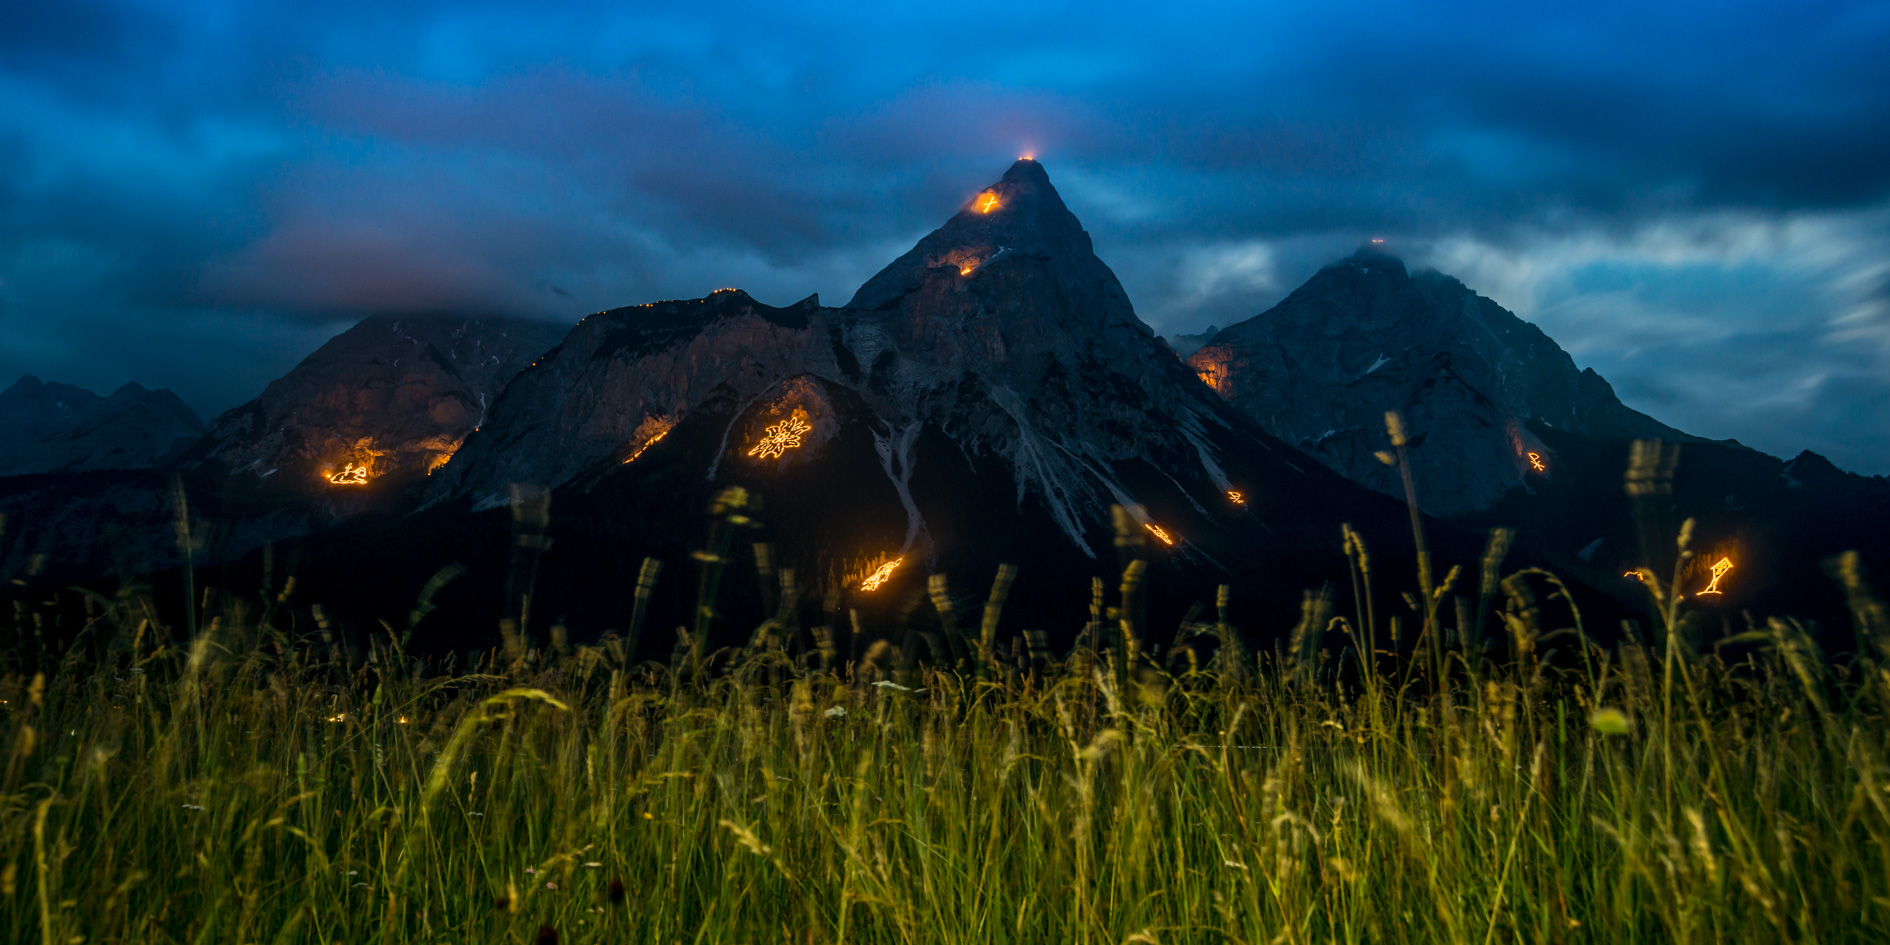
[1186,247,1700,516]
[186,315,565,492]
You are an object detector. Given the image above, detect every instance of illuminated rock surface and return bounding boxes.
[186,315,563,490]
[0,375,205,476]
[1187,247,1702,516]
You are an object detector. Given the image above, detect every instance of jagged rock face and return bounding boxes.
[1186,249,1698,516]
[0,375,205,476]
[189,315,564,491]
[438,160,1383,571]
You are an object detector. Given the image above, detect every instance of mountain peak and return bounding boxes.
[1000,156,1048,184]
[846,159,1105,312]
[1339,243,1408,275]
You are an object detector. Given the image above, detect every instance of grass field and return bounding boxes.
[2,491,1889,944]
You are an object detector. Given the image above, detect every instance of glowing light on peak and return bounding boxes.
[1697,557,1733,595]
[326,463,370,485]
[1371,238,1384,244]
[860,557,903,591]
[748,411,811,460]
[1527,451,1546,472]
[960,263,975,276]
[978,192,1000,213]
[1019,153,1035,161]
[1226,490,1245,505]
[1145,523,1174,545]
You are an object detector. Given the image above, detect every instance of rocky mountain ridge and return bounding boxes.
[0,375,205,477]
[1186,247,1702,516]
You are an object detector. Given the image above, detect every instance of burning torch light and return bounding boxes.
[960,263,976,276]
[623,429,669,464]
[326,463,370,485]
[1227,490,1245,505]
[1145,523,1175,545]
[1527,451,1546,472]
[748,413,811,460]
[978,193,1000,213]
[1697,557,1733,595]
[860,558,903,592]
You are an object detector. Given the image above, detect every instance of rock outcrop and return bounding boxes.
[0,375,205,477]
[1186,247,1700,516]
[186,315,565,492]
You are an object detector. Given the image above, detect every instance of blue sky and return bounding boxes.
[3,1,1888,472]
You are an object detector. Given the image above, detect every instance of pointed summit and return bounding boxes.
[845,159,1121,321]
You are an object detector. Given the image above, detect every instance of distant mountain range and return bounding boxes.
[0,375,204,477]
[2,161,1885,646]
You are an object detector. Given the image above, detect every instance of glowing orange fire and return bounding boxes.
[1527,451,1546,472]
[978,193,999,213]
[623,429,669,464]
[960,263,976,276]
[1697,557,1733,596]
[749,411,811,460]
[860,557,902,592]
[1145,523,1175,545]
[1227,490,1245,505]
[426,442,460,475]
[326,462,370,485]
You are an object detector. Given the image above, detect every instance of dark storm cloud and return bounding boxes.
[2,0,1888,469]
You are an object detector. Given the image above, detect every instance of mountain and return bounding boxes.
[1185,247,1700,516]
[1182,246,1890,630]
[416,160,1443,639]
[185,315,566,492]
[0,375,205,477]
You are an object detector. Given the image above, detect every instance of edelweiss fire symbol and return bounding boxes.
[748,412,811,460]
[1698,557,1733,595]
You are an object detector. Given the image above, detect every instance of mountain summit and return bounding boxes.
[1187,247,1698,515]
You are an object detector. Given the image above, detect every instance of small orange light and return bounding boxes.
[1145,523,1174,545]
[960,264,975,276]
[1527,451,1546,472]
[1227,490,1245,505]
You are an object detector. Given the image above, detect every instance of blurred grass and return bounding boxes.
[0,457,1887,942]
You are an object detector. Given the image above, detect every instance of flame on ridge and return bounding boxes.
[1227,490,1245,505]
[860,557,902,592]
[977,192,1000,214]
[1145,523,1175,545]
[1527,451,1546,472]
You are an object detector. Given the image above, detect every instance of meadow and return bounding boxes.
[1,487,1888,944]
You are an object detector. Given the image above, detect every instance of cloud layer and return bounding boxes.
[2,0,1887,470]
